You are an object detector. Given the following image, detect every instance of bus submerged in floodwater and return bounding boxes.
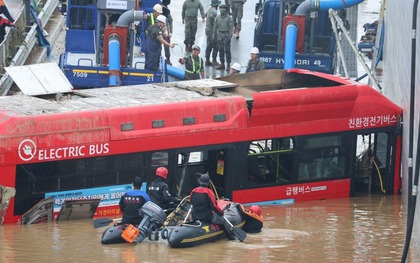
[0,68,402,224]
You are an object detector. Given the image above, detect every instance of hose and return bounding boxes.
[371,155,386,194]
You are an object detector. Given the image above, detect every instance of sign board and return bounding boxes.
[45,184,147,213]
[5,62,73,96]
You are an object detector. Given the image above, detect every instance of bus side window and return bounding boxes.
[247,138,294,185]
[91,157,115,187]
[114,153,145,184]
[248,155,265,182]
[297,135,348,182]
[59,159,87,190]
[247,142,266,182]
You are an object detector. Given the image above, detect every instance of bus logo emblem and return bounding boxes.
[18,139,37,161]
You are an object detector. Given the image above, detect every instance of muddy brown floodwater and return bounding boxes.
[1,194,419,263]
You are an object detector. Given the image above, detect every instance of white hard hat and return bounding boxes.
[250,47,259,54]
[231,63,241,71]
[153,4,163,14]
[156,15,166,24]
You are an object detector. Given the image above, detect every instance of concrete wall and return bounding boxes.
[383,0,420,257]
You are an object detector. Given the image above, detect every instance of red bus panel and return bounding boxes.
[232,179,351,203]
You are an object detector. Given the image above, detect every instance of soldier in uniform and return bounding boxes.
[205,0,221,66]
[224,0,231,15]
[213,4,233,71]
[231,0,246,38]
[180,45,205,80]
[182,0,206,52]
[145,15,175,71]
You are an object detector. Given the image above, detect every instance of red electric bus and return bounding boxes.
[0,69,402,224]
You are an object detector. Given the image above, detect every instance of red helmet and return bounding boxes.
[250,205,262,216]
[156,167,168,179]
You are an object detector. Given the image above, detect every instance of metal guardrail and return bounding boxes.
[0,0,59,95]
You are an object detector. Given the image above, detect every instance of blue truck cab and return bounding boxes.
[253,0,338,73]
[59,0,167,88]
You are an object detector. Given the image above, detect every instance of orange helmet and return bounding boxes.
[156,167,168,179]
[250,205,262,216]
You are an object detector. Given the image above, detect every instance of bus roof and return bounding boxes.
[0,69,402,154]
[0,69,349,116]
[0,79,232,115]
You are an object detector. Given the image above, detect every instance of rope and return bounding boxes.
[108,70,123,85]
[210,180,220,200]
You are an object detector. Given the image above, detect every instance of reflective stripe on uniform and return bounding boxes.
[185,54,202,74]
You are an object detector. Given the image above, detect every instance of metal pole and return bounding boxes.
[329,11,349,78]
[330,9,382,91]
[24,0,31,28]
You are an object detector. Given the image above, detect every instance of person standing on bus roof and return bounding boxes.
[119,176,150,225]
[245,47,265,73]
[189,174,235,240]
[147,167,180,211]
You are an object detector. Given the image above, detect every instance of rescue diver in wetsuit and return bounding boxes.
[147,167,180,211]
[189,174,235,239]
[119,176,150,225]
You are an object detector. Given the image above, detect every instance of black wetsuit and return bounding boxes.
[119,189,150,225]
[147,177,179,210]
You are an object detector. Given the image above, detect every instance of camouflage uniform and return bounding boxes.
[183,54,204,80]
[205,1,220,65]
[231,0,245,35]
[224,0,231,15]
[182,0,205,50]
[162,5,173,64]
[213,5,233,70]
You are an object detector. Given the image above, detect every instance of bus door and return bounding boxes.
[171,147,231,199]
[175,152,191,197]
[354,131,399,194]
[207,149,227,199]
